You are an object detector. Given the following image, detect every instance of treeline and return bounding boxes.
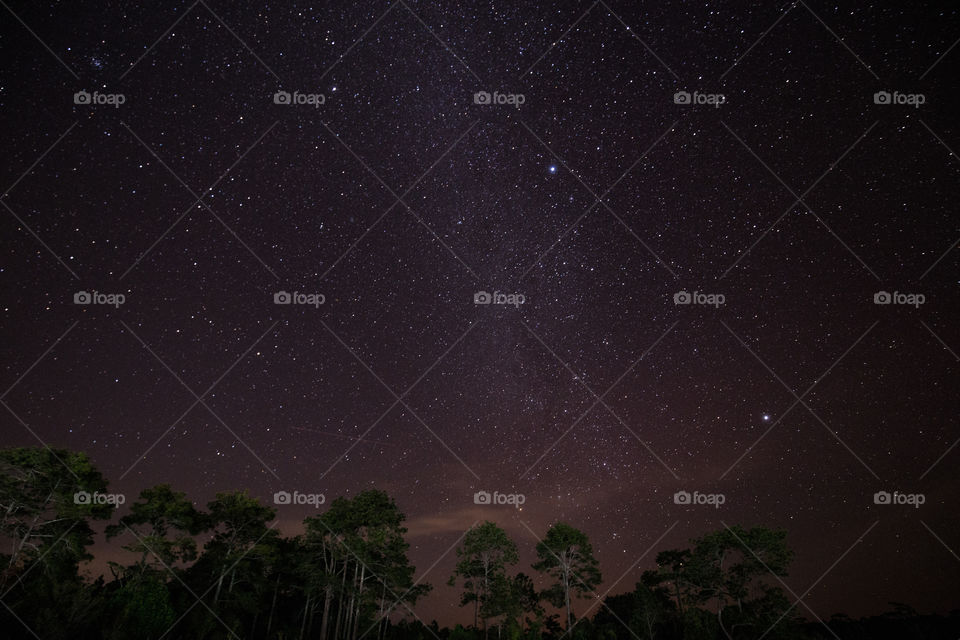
[1,447,956,640]
[1,447,430,640]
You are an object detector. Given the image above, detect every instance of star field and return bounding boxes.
[1,0,959,626]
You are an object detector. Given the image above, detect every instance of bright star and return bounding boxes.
[549,165,557,174]
[762,414,771,421]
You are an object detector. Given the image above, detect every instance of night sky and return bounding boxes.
[2,0,959,626]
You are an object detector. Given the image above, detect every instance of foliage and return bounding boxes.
[0,447,954,640]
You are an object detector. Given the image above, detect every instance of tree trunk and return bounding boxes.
[352,564,365,640]
[300,593,311,640]
[345,561,359,640]
[319,585,334,640]
[483,560,489,640]
[334,561,349,640]
[214,571,225,604]
[308,598,318,638]
[267,574,280,636]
